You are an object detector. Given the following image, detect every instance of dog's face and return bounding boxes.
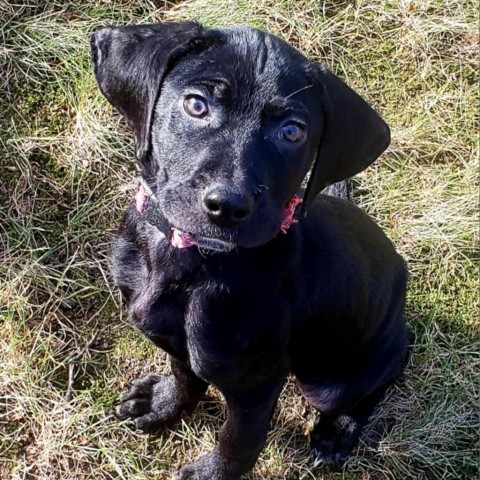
[91,22,390,249]
[150,29,324,248]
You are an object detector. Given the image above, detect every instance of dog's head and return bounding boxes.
[91,22,389,250]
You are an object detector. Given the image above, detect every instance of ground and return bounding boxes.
[0,1,478,479]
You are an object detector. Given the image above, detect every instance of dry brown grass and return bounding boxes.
[1,1,478,479]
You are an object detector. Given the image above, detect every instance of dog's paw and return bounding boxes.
[309,414,360,468]
[172,451,240,480]
[116,374,186,432]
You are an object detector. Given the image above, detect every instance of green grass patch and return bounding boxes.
[1,1,478,479]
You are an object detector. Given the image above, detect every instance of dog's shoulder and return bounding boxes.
[301,194,403,265]
[294,194,407,320]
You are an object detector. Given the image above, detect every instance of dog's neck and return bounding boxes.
[134,179,171,236]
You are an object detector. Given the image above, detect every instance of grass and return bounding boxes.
[0,0,478,479]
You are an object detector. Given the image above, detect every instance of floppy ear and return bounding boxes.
[90,22,204,163]
[302,66,390,213]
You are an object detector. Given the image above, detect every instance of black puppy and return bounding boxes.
[91,22,409,479]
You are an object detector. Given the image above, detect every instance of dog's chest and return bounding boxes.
[127,242,292,385]
[183,281,290,386]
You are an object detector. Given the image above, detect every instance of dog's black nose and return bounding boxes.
[203,185,253,226]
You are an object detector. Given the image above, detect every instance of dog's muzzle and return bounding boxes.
[134,179,302,253]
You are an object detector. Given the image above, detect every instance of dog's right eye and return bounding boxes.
[184,95,209,118]
[276,122,305,143]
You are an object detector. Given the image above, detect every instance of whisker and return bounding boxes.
[285,84,313,99]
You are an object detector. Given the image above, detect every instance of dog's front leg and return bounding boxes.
[173,372,287,480]
[117,356,208,432]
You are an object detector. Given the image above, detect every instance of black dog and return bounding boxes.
[91,22,409,479]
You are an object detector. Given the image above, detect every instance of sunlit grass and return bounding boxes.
[1,1,478,479]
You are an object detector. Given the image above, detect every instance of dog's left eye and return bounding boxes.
[184,95,209,118]
[277,123,305,143]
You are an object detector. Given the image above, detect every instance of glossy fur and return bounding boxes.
[91,22,409,479]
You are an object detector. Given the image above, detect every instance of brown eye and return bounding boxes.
[184,95,209,118]
[277,123,305,143]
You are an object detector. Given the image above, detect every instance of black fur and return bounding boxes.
[91,22,409,479]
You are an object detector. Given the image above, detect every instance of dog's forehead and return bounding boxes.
[173,26,314,101]
[214,26,303,73]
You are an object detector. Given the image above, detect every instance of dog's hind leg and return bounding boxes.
[300,324,411,466]
[308,382,391,466]
[309,335,414,467]
[116,356,208,432]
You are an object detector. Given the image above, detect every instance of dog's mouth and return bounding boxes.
[134,180,302,254]
[169,194,302,253]
[170,228,236,253]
